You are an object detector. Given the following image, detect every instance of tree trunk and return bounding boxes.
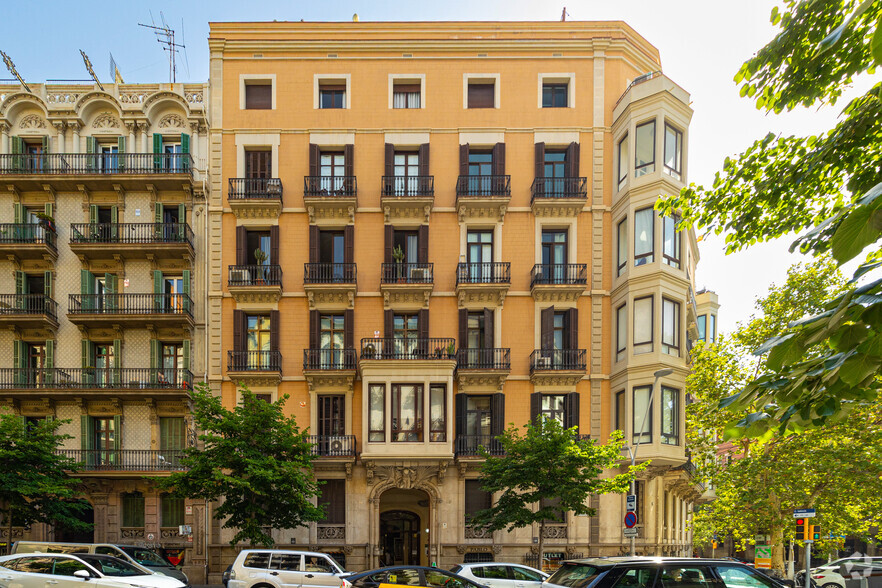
[772,523,786,576]
[538,520,545,573]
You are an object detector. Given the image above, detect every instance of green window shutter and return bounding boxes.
[13,202,23,224]
[44,270,53,298]
[11,137,23,170]
[12,340,24,385]
[153,134,163,169]
[180,133,190,171]
[117,136,126,171]
[42,135,50,154]
[177,204,186,240]
[182,340,190,372]
[12,339,21,369]
[44,202,53,218]
[89,204,98,225]
[113,338,121,367]
[85,137,96,171]
[15,270,25,295]
[104,273,115,294]
[81,415,90,450]
[45,339,54,370]
[110,206,119,240]
[113,415,122,451]
[154,202,164,223]
[153,270,164,313]
[81,338,93,366]
[150,339,160,384]
[182,270,191,313]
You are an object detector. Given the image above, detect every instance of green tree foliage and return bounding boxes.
[469,419,642,569]
[0,414,91,554]
[658,0,882,434]
[158,385,324,547]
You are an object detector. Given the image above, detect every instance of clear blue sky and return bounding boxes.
[2,0,862,332]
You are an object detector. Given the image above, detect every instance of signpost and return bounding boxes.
[626,495,637,512]
[623,528,638,538]
[794,509,817,588]
[624,512,637,528]
[755,545,772,569]
[793,509,816,518]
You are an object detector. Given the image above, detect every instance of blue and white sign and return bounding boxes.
[624,512,637,528]
[793,508,816,518]
[626,495,637,512]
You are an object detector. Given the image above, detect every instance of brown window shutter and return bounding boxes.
[309,144,319,177]
[567,308,579,350]
[419,143,430,177]
[343,144,354,177]
[566,392,580,432]
[270,225,280,265]
[320,84,345,92]
[483,308,494,348]
[455,393,466,438]
[270,310,280,352]
[384,310,393,338]
[309,310,319,350]
[394,84,420,93]
[468,83,494,108]
[540,306,554,350]
[459,144,469,176]
[344,225,354,264]
[530,392,541,424]
[418,225,429,264]
[385,143,394,178]
[245,84,272,110]
[458,309,468,349]
[419,309,429,340]
[309,225,319,264]
[567,142,580,177]
[492,142,506,176]
[384,225,394,264]
[535,142,546,179]
[236,226,247,266]
[344,309,354,349]
[490,393,505,436]
[233,310,244,352]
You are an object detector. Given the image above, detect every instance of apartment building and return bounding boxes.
[206,19,707,573]
[0,82,210,580]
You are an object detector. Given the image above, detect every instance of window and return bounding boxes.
[612,568,656,588]
[663,215,681,268]
[121,492,144,528]
[540,496,565,524]
[658,567,711,588]
[634,207,655,266]
[696,315,707,342]
[393,313,420,356]
[320,152,346,191]
[543,151,567,196]
[466,312,486,349]
[430,384,446,442]
[664,124,683,180]
[633,296,654,354]
[159,417,185,451]
[393,82,421,108]
[466,396,492,437]
[615,391,626,432]
[512,568,544,582]
[661,387,679,446]
[94,417,115,457]
[616,304,627,362]
[662,298,681,355]
[635,120,656,177]
[245,149,271,179]
[716,566,778,588]
[243,553,271,569]
[468,82,495,108]
[269,553,300,571]
[464,479,491,522]
[466,230,493,280]
[246,230,271,265]
[244,83,272,110]
[542,229,568,282]
[617,218,627,276]
[468,151,493,176]
[319,84,345,109]
[317,395,345,437]
[318,479,345,524]
[542,83,568,107]
[247,314,271,355]
[320,314,345,350]
[392,229,420,264]
[160,493,184,527]
[255,393,272,403]
[52,558,91,576]
[617,134,629,189]
[391,384,423,442]
[708,314,717,343]
[540,394,566,425]
[633,385,652,444]
[552,311,567,350]
[369,384,385,442]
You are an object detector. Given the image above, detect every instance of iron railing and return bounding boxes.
[0,153,192,176]
[227,350,282,372]
[68,294,193,316]
[228,264,283,287]
[70,223,193,245]
[380,262,433,284]
[303,263,357,284]
[0,223,57,248]
[381,175,435,197]
[303,175,357,197]
[361,338,456,360]
[303,349,357,371]
[455,435,505,457]
[58,449,187,471]
[0,295,58,320]
[456,348,511,370]
[529,349,587,372]
[530,177,588,201]
[0,368,193,389]
[456,262,511,285]
[308,435,357,457]
[228,177,283,200]
[455,175,511,197]
[530,263,588,287]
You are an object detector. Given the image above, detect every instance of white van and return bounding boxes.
[228,550,348,588]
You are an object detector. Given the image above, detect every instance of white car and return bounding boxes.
[228,550,348,588]
[450,563,548,588]
[811,557,882,588]
[0,553,186,588]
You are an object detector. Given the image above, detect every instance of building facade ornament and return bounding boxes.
[92,112,121,129]
[19,114,46,129]
[158,114,186,129]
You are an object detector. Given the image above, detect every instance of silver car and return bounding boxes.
[228,550,348,588]
[0,554,141,588]
[451,563,548,588]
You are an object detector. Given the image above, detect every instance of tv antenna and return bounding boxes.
[80,49,105,91]
[138,11,188,83]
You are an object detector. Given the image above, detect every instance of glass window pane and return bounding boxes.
[618,135,629,185]
[633,297,653,353]
[661,387,679,445]
[616,304,627,359]
[430,385,446,442]
[634,208,654,265]
[369,384,385,442]
[633,385,652,443]
[697,315,706,341]
[635,121,656,176]
[617,218,627,275]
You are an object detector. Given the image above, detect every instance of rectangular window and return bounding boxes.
[540,394,566,426]
[635,120,656,177]
[697,315,707,342]
[661,387,679,445]
[393,313,420,356]
[633,296,653,355]
[664,124,682,180]
[615,391,625,432]
[368,384,385,442]
[244,83,272,110]
[245,149,272,179]
[464,479,491,521]
[320,314,345,350]
[468,83,495,108]
[393,83,421,109]
[663,215,681,268]
[466,312,486,350]
[319,85,345,109]
[429,384,446,442]
[466,396,492,437]
[542,83,568,108]
[247,230,272,265]
[159,417,185,451]
[634,207,655,266]
[318,479,345,524]
[121,492,145,528]
[317,395,345,437]
[246,315,272,368]
[617,218,627,276]
[617,134,629,188]
[662,298,681,356]
[160,493,184,527]
[616,304,627,362]
[255,393,272,403]
[709,314,717,343]
[633,385,652,444]
[391,384,423,442]
[540,496,565,524]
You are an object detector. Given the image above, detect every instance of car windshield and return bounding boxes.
[80,556,147,577]
[117,547,170,567]
[546,564,602,588]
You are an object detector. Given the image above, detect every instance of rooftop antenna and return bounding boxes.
[560,7,571,21]
[0,50,31,93]
[138,11,186,83]
[79,49,105,91]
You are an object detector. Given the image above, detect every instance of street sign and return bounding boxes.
[624,512,637,528]
[626,495,637,512]
[623,528,638,537]
[793,508,816,518]
[755,545,772,570]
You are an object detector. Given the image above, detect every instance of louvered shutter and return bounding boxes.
[344,225,354,264]
[44,271,53,298]
[270,225,280,265]
[490,393,505,436]
[233,310,245,352]
[309,310,320,349]
[344,309,354,350]
[419,309,429,340]
[459,144,469,175]
[384,225,394,264]
[152,134,163,169]
[181,133,190,171]
[182,340,190,373]
[236,225,247,266]
[458,309,468,349]
[343,143,354,176]
[384,310,393,338]
[419,143,430,176]
[384,143,394,181]
[308,143,319,180]
[535,142,546,179]
[270,310,280,352]
[309,225,319,264]
[81,415,94,450]
[566,392,580,432]
[492,142,506,176]
[113,415,122,450]
[418,225,428,264]
[567,308,579,350]
[540,306,554,350]
[530,393,541,424]
[13,202,22,224]
[154,203,164,224]
[182,270,191,314]
[89,204,99,225]
[484,308,494,348]
[14,271,25,295]
[567,141,580,177]
[455,394,466,439]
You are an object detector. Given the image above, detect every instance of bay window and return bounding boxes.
[662,298,680,356]
[633,385,652,444]
[664,124,682,180]
[617,218,627,276]
[633,296,654,355]
[663,215,681,268]
[634,207,654,266]
[635,120,656,177]
[616,304,627,362]
[369,384,385,442]
[661,387,679,445]
[392,384,423,442]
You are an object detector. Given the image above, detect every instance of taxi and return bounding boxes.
[344,566,488,588]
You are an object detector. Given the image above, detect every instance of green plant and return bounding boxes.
[392,244,405,263]
[447,342,456,357]
[254,248,268,265]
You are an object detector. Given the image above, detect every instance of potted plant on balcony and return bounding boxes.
[35,212,56,233]
[363,342,376,358]
[434,345,444,358]
[392,245,406,282]
[253,248,269,284]
[446,341,456,359]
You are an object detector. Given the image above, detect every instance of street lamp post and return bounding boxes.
[628,368,673,557]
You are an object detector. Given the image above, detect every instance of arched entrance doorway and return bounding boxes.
[379,488,429,567]
[54,502,94,543]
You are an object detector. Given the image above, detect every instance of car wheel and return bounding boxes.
[822,583,841,588]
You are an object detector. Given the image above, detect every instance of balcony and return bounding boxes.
[456,348,511,392]
[530,177,588,217]
[380,175,434,223]
[303,349,357,393]
[228,178,283,219]
[303,263,357,310]
[227,350,282,386]
[455,262,511,308]
[380,263,434,310]
[454,434,505,457]
[530,263,588,303]
[228,264,283,303]
[0,368,193,399]
[455,175,511,223]
[0,153,193,191]
[0,223,57,262]
[308,435,357,458]
[69,223,193,261]
[529,349,587,387]
[68,293,193,330]
[58,449,186,472]
[0,294,58,330]
[303,176,357,224]
[361,338,455,360]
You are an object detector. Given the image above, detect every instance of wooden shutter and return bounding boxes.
[455,394,466,438]
[180,133,190,154]
[468,83,494,108]
[490,393,505,436]
[13,202,22,224]
[309,225,319,264]
[42,135,49,154]
[182,270,191,311]
[309,310,320,349]
[419,143,430,176]
[233,309,245,352]
[384,143,394,178]
[535,142,546,179]
[343,144,354,177]
[80,269,94,295]
[458,309,468,349]
[309,144,320,177]
[270,225,280,265]
[567,308,579,350]
[566,392,580,432]
[270,310,280,352]
[540,306,554,350]
[81,338,92,368]
[236,225,247,266]
[384,310,393,338]
[344,225,354,264]
[419,309,429,340]
[104,273,116,294]
[183,340,190,372]
[150,339,160,370]
[484,308,494,348]
[418,225,428,264]
[530,393,541,424]
[44,271,53,298]
[45,339,54,370]
[44,202,53,218]
[492,142,506,176]
[178,203,186,225]
[344,309,354,349]
[12,340,23,370]
[89,204,99,225]
[567,142,580,177]
[14,271,25,295]
[118,135,126,155]
[152,134,163,154]
[384,225,394,264]
[113,339,121,369]
[154,203,163,224]
[245,84,272,110]
[86,136,97,154]
[81,415,94,450]
[113,415,122,451]
[459,144,469,176]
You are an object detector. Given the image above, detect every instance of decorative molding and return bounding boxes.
[456,199,508,224]
[381,198,434,224]
[529,372,585,387]
[304,373,355,394]
[542,525,568,539]
[92,112,121,129]
[304,286,356,311]
[456,284,508,309]
[531,199,586,217]
[373,464,439,490]
[228,285,282,304]
[381,285,433,310]
[530,284,586,303]
[19,114,47,129]
[158,114,186,129]
[230,199,282,220]
[303,199,357,224]
[457,372,508,392]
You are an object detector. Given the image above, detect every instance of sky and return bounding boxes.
[1,0,862,334]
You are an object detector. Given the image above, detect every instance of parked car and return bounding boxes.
[809,557,882,588]
[451,563,548,588]
[0,552,184,588]
[223,564,233,588]
[227,550,348,588]
[345,566,487,588]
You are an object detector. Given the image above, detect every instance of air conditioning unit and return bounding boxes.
[537,355,552,369]
[328,435,347,453]
[231,268,251,284]
[410,267,427,280]
[687,321,699,340]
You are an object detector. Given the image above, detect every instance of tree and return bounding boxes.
[0,414,91,554]
[468,418,642,570]
[657,0,882,435]
[158,385,324,547]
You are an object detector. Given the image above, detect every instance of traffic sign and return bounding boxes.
[626,495,637,512]
[793,508,816,518]
[755,545,772,570]
[624,512,637,528]
[623,528,638,537]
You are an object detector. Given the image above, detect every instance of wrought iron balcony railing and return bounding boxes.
[381,175,435,197]
[227,350,282,372]
[68,294,193,316]
[303,175,357,197]
[380,262,433,284]
[529,349,587,372]
[456,348,511,370]
[530,177,588,201]
[303,263,356,284]
[455,435,505,457]
[58,449,187,471]
[0,153,192,176]
[455,175,512,197]
[456,262,511,285]
[0,368,193,389]
[361,338,456,360]
[303,349,357,371]
[530,263,588,287]
[308,435,357,457]
[228,264,283,287]
[0,223,57,248]
[0,295,58,320]
[70,223,193,246]
[228,177,283,200]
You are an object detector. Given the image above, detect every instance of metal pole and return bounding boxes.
[805,541,812,588]
[630,450,636,557]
